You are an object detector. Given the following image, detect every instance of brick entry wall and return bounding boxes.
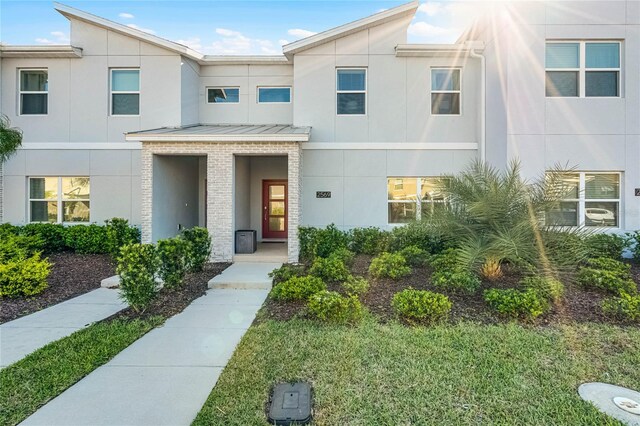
[141,141,302,263]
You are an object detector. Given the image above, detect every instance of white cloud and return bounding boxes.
[175,37,202,51]
[287,28,316,39]
[408,21,459,39]
[208,28,281,55]
[417,2,442,17]
[216,28,240,37]
[126,24,156,35]
[35,31,69,44]
[279,39,290,46]
[119,12,134,19]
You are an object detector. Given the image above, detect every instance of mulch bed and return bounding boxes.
[261,255,640,326]
[108,263,230,322]
[1,253,117,324]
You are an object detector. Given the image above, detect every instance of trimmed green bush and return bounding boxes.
[308,290,363,324]
[431,269,481,294]
[484,288,549,319]
[64,224,108,254]
[387,221,447,254]
[392,288,452,323]
[105,218,140,259]
[271,276,326,301]
[577,257,636,295]
[398,245,429,267]
[369,252,411,280]
[0,253,51,297]
[309,255,351,283]
[342,275,369,296]
[602,292,640,322]
[299,224,349,260]
[116,243,160,312]
[21,223,66,253]
[331,247,355,266]
[626,230,640,262]
[521,275,564,303]
[181,227,211,272]
[156,237,188,289]
[269,264,306,285]
[584,233,626,260]
[0,234,43,263]
[429,248,462,271]
[349,227,389,255]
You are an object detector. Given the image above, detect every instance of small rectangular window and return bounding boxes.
[431,69,460,115]
[207,87,239,103]
[29,177,90,223]
[337,69,366,115]
[387,177,447,223]
[111,69,140,115]
[20,69,48,115]
[257,87,291,103]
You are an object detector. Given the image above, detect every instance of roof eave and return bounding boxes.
[395,41,485,57]
[0,45,83,58]
[197,55,291,65]
[125,134,310,143]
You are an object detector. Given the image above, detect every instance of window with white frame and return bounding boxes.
[545,172,620,227]
[257,87,291,103]
[545,41,621,97]
[388,177,447,223]
[111,69,140,115]
[207,87,239,103]
[20,69,48,115]
[29,177,90,223]
[431,68,461,115]
[337,68,366,115]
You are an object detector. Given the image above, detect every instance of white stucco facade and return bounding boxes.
[1,1,638,261]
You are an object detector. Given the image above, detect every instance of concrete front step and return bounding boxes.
[232,254,288,263]
[208,262,281,290]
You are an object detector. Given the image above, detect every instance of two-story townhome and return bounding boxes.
[1,1,638,263]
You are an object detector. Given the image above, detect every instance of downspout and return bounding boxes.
[469,46,486,163]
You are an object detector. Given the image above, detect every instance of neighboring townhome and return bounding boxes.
[1,1,638,263]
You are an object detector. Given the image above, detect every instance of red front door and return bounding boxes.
[262,180,287,239]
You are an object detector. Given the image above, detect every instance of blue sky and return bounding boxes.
[0,1,481,54]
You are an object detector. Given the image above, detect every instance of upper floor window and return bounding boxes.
[431,68,460,115]
[388,177,447,223]
[257,87,291,103]
[207,87,239,103]
[20,69,48,115]
[337,68,366,115]
[545,41,620,97]
[111,69,140,115]
[29,176,90,223]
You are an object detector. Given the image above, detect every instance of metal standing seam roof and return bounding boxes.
[125,124,311,142]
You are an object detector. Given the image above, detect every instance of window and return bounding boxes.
[546,41,620,97]
[388,177,447,223]
[20,69,48,115]
[431,68,461,115]
[29,177,90,223]
[257,87,291,103]
[207,87,239,103]
[545,172,620,228]
[111,69,140,115]
[337,68,366,115]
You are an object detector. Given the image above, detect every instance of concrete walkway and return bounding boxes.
[21,285,272,426]
[1,288,127,368]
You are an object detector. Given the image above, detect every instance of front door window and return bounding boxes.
[263,181,287,239]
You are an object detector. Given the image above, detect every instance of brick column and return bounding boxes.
[208,149,234,262]
[287,145,302,263]
[140,146,153,243]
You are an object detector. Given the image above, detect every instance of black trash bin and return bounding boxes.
[235,230,257,254]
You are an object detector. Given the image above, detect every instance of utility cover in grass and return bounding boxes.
[578,382,640,425]
[267,382,312,425]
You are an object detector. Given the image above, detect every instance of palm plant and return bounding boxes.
[0,114,23,163]
[428,159,587,280]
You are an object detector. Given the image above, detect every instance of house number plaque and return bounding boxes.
[636,188,640,196]
[316,191,331,199]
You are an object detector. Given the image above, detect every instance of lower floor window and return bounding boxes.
[29,177,90,223]
[545,172,620,227]
[388,177,446,223]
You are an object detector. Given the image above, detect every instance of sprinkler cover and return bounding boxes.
[267,382,312,425]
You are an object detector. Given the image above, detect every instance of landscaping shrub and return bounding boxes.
[309,255,351,282]
[105,218,140,258]
[0,223,20,237]
[484,288,549,319]
[602,292,640,322]
[584,233,626,260]
[398,245,429,267]
[626,230,640,262]
[0,253,51,297]
[521,275,564,303]
[577,257,636,295]
[269,264,306,285]
[270,276,325,301]
[156,237,188,289]
[431,269,481,294]
[369,252,411,280]
[331,247,355,266]
[0,233,43,263]
[64,224,108,254]
[341,275,369,296]
[308,290,363,324]
[349,227,389,255]
[429,248,462,271]
[299,224,349,260]
[21,223,66,253]
[181,227,211,272]
[392,288,452,323]
[388,221,447,254]
[116,243,160,312]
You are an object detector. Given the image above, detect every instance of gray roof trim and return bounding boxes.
[0,45,83,58]
[125,124,311,142]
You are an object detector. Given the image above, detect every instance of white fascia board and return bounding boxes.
[395,42,484,57]
[0,45,83,58]
[301,143,478,150]
[198,56,290,65]
[125,134,310,143]
[282,0,418,57]
[53,2,204,61]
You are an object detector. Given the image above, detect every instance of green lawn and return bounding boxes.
[194,317,640,425]
[0,317,162,426]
